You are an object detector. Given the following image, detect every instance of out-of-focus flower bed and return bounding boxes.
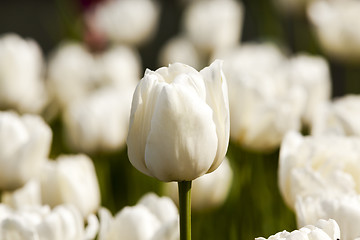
[1,0,360,239]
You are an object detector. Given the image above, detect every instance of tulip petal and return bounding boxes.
[127,72,167,177]
[144,82,218,181]
[200,60,230,172]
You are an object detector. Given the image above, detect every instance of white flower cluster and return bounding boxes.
[0,190,178,240]
[278,130,360,240]
[47,42,141,153]
[0,110,101,239]
[98,193,179,240]
[218,43,331,152]
[0,110,178,238]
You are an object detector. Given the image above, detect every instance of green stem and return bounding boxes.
[178,181,192,240]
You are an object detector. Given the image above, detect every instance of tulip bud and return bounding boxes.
[219,43,306,152]
[127,60,230,182]
[307,0,360,63]
[0,33,47,114]
[0,204,87,240]
[0,111,52,191]
[98,193,178,240]
[63,87,134,153]
[92,0,160,46]
[40,154,101,217]
[48,42,141,110]
[183,0,244,55]
[287,54,331,128]
[2,180,42,210]
[312,95,360,137]
[279,131,360,210]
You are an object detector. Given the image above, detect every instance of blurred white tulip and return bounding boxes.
[40,154,101,218]
[47,42,97,109]
[296,195,360,240]
[312,95,360,137]
[96,45,141,90]
[2,180,42,210]
[0,33,48,114]
[100,206,161,240]
[0,111,52,191]
[164,157,233,212]
[49,43,140,153]
[287,53,331,128]
[63,87,135,153]
[150,218,179,240]
[183,0,243,55]
[127,60,230,181]
[256,219,340,240]
[279,131,360,210]
[0,204,89,240]
[219,43,306,152]
[47,42,141,110]
[137,193,179,223]
[93,0,160,46]
[307,0,360,63]
[98,193,178,240]
[158,35,204,70]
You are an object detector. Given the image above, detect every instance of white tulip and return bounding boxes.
[150,218,179,240]
[183,0,243,55]
[96,45,141,90]
[127,60,230,182]
[0,33,47,114]
[35,205,84,240]
[63,87,135,153]
[93,0,160,46]
[2,180,42,210]
[137,193,179,224]
[47,42,97,108]
[164,157,233,211]
[296,195,360,240]
[307,0,360,63]
[102,205,160,240]
[54,44,140,153]
[279,131,360,209]
[40,154,101,218]
[312,95,360,137]
[98,193,178,240]
[256,219,340,240]
[47,42,141,110]
[158,35,204,70]
[0,111,52,190]
[219,43,306,152]
[0,204,87,240]
[287,54,331,127]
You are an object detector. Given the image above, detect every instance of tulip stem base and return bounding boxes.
[178,181,192,240]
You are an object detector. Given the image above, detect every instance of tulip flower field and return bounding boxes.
[1,0,360,239]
